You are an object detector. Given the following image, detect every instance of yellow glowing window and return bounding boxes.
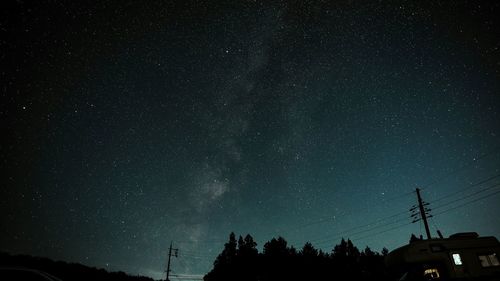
[423,268,440,279]
[452,253,463,265]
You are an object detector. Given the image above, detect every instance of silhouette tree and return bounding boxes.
[359,246,386,280]
[300,242,318,258]
[362,246,376,257]
[205,232,238,281]
[330,238,363,280]
[237,234,258,258]
[235,234,258,281]
[333,238,348,257]
[298,242,330,280]
[381,247,389,256]
[261,237,295,281]
[347,239,360,258]
[214,232,237,267]
[263,236,290,257]
[205,233,389,281]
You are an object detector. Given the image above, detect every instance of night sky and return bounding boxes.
[2,1,500,279]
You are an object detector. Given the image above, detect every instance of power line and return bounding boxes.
[307,208,410,243]
[381,189,416,202]
[163,186,500,268]
[346,187,500,245]
[313,214,410,244]
[299,190,433,245]
[313,216,411,247]
[167,197,412,253]
[170,275,204,281]
[285,190,416,235]
[179,255,213,260]
[277,152,500,244]
[432,182,500,211]
[178,249,215,257]
[167,166,500,260]
[432,188,500,217]
[257,187,416,241]
[175,239,226,244]
[313,179,500,247]
[420,145,500,190]
[430,173,500,204]
[350,222,413,242]
[314,186,428,246]
[172,253,208,280]
[283,160,498,240]
[267,175,498,248]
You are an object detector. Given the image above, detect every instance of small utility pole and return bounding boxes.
[166,241,178,281]
[416,188,432,240]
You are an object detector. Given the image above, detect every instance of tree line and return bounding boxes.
[204,233,389,281]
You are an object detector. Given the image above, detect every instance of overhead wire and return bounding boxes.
[170,275,204,281]
[274,174,497,247]
[350,222,414,242]
[274,188,418,243]
[419,145,500,191]
[325,190,499,247]
[432,188,500,217]
[312,214,410,246]
[429,173,500,204]
[282,149,499,242]
[170,253,208,281]
[345,183,500,245]
[431,182,500,211]
[312,173,500,247]
[381,189,416,202]
[163,191,499,265]
[168,154,499,256]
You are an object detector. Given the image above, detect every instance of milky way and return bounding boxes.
[2,1,500,279]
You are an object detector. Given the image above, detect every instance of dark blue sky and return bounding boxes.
[2,1,500,279]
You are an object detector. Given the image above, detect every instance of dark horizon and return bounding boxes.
[2,0,500,279]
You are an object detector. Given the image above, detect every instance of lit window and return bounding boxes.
[452,253,463,265]
[478,253,500,267]
[423,268,440,279]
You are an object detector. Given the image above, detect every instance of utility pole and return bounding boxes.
[165,241,178,281]
[416,188,432,240]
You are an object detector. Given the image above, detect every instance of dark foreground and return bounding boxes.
[0,252,153,281]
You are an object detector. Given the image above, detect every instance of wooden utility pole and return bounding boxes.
[166,241,178,281]
[416,188,432,239]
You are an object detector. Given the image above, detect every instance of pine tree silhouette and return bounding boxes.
[205,233,388,281]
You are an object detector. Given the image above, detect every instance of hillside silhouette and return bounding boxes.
[0,252,153,281]
[204,232,390,281]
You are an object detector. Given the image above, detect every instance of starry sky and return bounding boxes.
[2,1,500,279]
